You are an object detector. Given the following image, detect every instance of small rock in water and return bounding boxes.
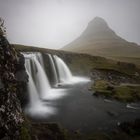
[92,92,99,97]
[126,104,140,110]
[88,87,92,91]
[117,121,121,126]
[107,111,118,117]
[104,99,113,103]
[57,83,62,87]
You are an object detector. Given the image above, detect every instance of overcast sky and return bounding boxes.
[0,0,140,49]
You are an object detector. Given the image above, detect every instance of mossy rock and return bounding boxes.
[20,119,31,140]
[113,86,140,102]
[94,80,109,90]
[20,126,31,140]
[92,80,113,97]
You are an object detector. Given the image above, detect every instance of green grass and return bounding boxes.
[92,80,140,102]
[113,86,134,102]
[107,56,140,67]
[91,80,113,97]
[94,80,109,89]
[20,120,31,140]
[113,86,140,102]
[69,54,140,77]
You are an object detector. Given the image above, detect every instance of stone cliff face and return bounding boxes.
[0,35,29,139]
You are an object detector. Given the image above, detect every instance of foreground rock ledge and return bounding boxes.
[0,34,29,140]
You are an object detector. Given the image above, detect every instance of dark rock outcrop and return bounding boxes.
[0,34,29,139]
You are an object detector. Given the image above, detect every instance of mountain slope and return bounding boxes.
[62,17,140,58]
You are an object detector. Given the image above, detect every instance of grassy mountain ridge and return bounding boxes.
[13,44,140,77]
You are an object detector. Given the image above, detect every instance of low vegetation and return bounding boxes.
[91,80,140,102]
[107,56,140,67]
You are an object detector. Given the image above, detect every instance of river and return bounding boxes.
[26,81,140,133]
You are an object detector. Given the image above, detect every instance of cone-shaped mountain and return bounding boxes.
[62,17,140,58]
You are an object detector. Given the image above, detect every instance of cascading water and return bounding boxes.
[36,53,45,69]
[25,53,51,99]
[24,53,56,117]
[27,72,38,105]
[23,52,89,117]
[25,58,39,106]
[33,56,51,99]
[51,55,90,84]
[53,55,73,83]
[48,54,59,85]
[25,57,44,116]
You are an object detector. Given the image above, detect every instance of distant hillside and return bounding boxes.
[62,17,140,60]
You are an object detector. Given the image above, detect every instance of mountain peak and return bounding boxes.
[82,17,114,38]
[88,17,108,27]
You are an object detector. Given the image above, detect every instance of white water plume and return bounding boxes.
[48,54,59,85]
[53,55,73,83]
[53,55,90,84]
[33,56,51,99]
[24,53,56,117]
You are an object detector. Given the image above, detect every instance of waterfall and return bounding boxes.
[53,55,73,83]
[48,54,59,85]
[24,53,56,117]
[24,53,51,99]
[33,56,51,98]
[25,70,56,117]
[48,54,90,84]
[36,53,45,69]
[24,57,47,116]
[25,58,39,106]
[26,71,41,109]
[23,52,89,117]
